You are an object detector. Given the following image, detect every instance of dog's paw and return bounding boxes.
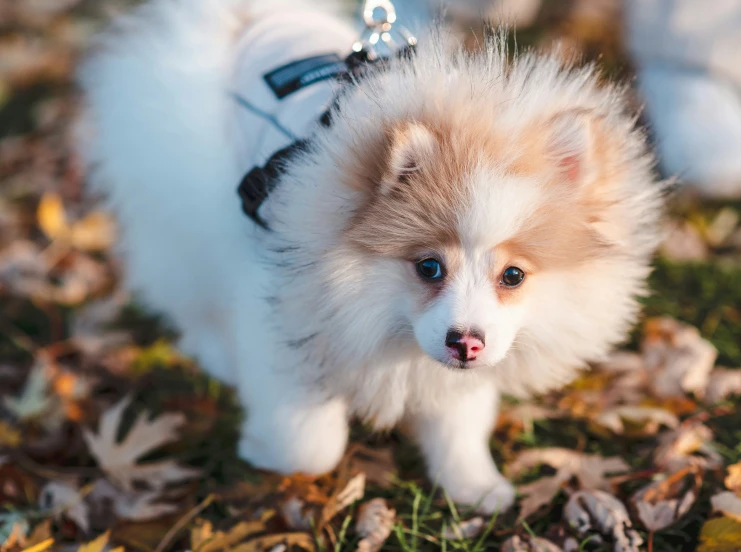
[446,474,516,515]
[476,476,516,514]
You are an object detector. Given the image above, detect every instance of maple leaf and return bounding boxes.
[596,405,679,436]
[506,448,629,519]
[631,467,701,532]
[653,421,723,472]
[82,396,199,492]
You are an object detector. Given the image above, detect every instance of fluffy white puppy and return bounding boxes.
[81,0,664,513]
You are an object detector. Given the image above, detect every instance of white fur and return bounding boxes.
[80,0,663,513]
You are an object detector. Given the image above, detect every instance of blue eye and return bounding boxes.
[502,266,525,287]
[416,258,444,281]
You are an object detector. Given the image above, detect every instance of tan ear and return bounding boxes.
[546,109,601,187]
[381,123,437,195]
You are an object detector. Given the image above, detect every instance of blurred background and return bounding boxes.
[1,0,741,551]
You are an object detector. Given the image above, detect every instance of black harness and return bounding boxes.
[237,48,412,229]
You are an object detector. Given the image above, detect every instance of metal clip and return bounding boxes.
[353,0,416,59]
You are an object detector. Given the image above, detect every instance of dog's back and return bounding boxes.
[79,0,355,381]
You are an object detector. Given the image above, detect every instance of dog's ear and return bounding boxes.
[380,123,438,195]
[545,109,605,188]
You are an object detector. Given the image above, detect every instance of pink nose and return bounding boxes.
[445,329,485,362]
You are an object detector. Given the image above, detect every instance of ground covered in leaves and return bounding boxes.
[1,0,741,551]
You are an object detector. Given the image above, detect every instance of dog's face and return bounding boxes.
[346,111,625,370]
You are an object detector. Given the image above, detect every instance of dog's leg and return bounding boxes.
[408,380,515,514]
[235,373,349,475]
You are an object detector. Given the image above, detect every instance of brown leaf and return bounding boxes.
[596,405,679,436]
[705,369,741,404]
[190,520,266,552]
[507,448,629,519]
[653,421,723,472]
[322,473,365,523]
[355,498,395,552]
[564,490,643,552]
[642,317,717,398]
[347,445,397,488]
[82,395,199,492]
[725,462,741,494]
[631,467,701,531]
[230,533,315,552]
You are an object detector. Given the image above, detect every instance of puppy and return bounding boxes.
[80,0,664,513]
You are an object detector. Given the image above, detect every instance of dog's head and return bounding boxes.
[272,49,663,394]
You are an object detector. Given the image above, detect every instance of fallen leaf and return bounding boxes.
[322,473,365,523]
[697,516,741,552]
[654,421,723,472]
[507,448,629,519]
[347,445,397,488]
[442,517,484,540]
[660,221,708,261]
[190,520,266,552]
[725,462,741,494]
[25,520,53,547]
[88,477,181,522]
[20,539,53,552]
[564,490,643,552]
[3,358,62,428]
[355,498,395,552]
[596,405,679,435]
[82,395,199,492]
[642,317,717,398]
[37,192,68,242]
[39,480,90,532]
[704,369,741,403]
[280,497,314,531]
[0,421,22,447]
[631,467,701,531]
[711,492,741,523]
[501,535,562,552]
[230,533,314,552]
[77,531,110,552]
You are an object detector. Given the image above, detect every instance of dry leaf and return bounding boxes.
[83,395,199,492]
[596,406,679,435]
[564,490,643,552]
[631,467,701,531]
[230,533,314,552]
[355,498,395,552]
[322,473,365,523]
[0,421,22,448]
[704,369,741,403]
[39,480,90,532]
[3,359,60,427]
[20,539,54,552]
[25,520,53,547]
[280,497,314,531]
[77,531,111,552]
[501,535,562,552]
[347,446,397,488]
[442,517,484,540]
[88,478,180,522]
[725,463,741,494]
[660,221,708,261]
[190,520,266,552]
[507,448,629,519]
[653,421,723,472]
[697,516,741,552]
[711,492,741,523]
[37,193,68,242]
[642,317,717,398]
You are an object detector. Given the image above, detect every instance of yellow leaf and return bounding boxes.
[194,520,266,552]
[230,533,315,552]
[26,520,53,546]
[697,517,741,552]
[0,420,21,447]
[21,539,54,552]
[69,211,116,252]
[37,192,69,241]
[78,531,110,552]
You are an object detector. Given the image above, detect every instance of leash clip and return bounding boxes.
[353,0,416,59]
